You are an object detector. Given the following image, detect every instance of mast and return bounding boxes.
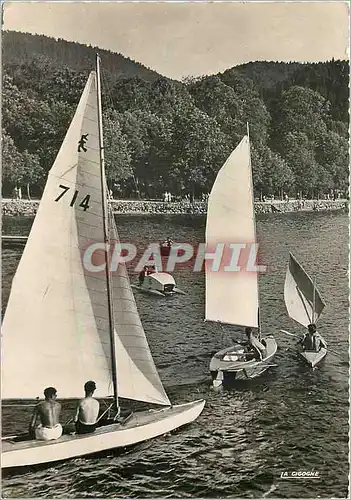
[312,276,316,324]
[96,53,119,410]
[246,122,261,336]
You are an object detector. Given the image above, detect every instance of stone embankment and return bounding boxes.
[2,198,348,217]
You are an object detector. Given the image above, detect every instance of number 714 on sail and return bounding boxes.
[54,184,91,211]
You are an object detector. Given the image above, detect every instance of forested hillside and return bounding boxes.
[2,30,349,199]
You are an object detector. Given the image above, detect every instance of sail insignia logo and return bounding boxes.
[280,471,320,479]
[78,133,89,152]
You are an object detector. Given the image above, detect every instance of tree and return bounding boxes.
[103,112,132,185]
[2,132,43,197]
[315,130,349,192]
[273,86,328,152]
[2,132,24,187]
[252,144,294,197]
[188,74,270,146]
[20,150,43,199]
[283,132,319,196]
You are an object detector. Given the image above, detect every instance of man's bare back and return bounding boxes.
[37,400,61,427]
[77,396,99,424]
[29,387,62,440]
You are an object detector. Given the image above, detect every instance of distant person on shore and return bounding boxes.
[74,381,100,434]
[29,387,62,441]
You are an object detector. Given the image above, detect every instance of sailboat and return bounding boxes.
[206,131,277,386]
[284,252,327,368]
[1,55,205,469]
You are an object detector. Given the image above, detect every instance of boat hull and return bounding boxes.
[2,400,205,468]
[210,336,277,382]
[132,272,184,296]
[299,347,327,368]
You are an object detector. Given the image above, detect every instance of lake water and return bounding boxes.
[1,211,349,498]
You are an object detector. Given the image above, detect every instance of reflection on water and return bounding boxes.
[1,211,349,498]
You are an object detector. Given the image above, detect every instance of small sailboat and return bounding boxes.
[206,130,277,386]
[284,252,327,368]
[1,55,205,469]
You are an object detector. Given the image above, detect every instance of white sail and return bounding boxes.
[1,72,169,405]
[205,136,259,328]
[109,212,170,406]
[284,253,325,328]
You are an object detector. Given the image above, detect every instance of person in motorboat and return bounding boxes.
[74,381,100,434]
[139,266,148,286]
[29,387,62,441]
[161,237,173,248]
[146,264,156,275]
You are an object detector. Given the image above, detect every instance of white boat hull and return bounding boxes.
[132,272,185,296]
[2,400,205,469]
[132,285,186,297]
[210,336,277,382]
[299,348,327,368]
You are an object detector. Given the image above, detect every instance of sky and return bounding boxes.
[2,1,350,80]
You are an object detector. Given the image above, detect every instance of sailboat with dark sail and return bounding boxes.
[1,55,205,469]
[284,252,327,367]
[206,131,277,386]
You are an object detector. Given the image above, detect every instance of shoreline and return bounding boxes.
[1,198,348,217]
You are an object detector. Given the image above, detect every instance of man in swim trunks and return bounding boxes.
[74,381,100,434]
[29,387,62,441]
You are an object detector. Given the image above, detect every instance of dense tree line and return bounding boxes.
[2,31,349,199]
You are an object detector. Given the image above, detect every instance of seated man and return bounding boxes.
[307,323,326,351]
[300,332,312,350]
[244,327,265,360]
[29,387,62,441]
[249,331,266,361]
[74,380,100,434]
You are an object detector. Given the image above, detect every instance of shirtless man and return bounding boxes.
[29,387,62,441]
[74,381,100,434]
[244,327,265,361]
